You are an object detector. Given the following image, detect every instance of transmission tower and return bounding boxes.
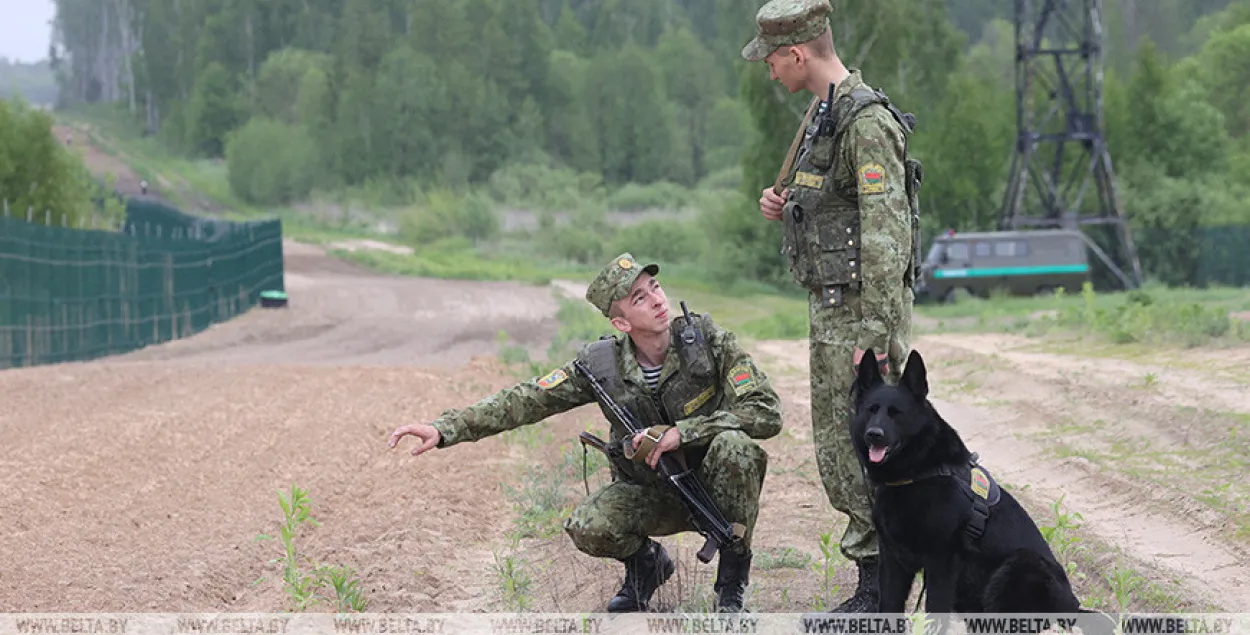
[998,0,1143,290]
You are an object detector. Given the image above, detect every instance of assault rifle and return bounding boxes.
[572,358,746,564]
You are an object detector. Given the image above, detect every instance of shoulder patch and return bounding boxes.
[729,364,757,396]
[970,466,991,500]
[536,368,568,390]
[858,162,886,195]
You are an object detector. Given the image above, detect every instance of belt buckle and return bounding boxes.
[643,427,665,443]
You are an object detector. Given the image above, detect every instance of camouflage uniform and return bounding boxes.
[430,253,783,612]
[742,0,919,612]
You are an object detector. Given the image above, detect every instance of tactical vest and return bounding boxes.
[576,312,722,480]
[781,84,924,308]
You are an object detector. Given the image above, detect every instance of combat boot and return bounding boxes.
[713,548,752,613]
[606,539,675,612]
[827,557,879,613]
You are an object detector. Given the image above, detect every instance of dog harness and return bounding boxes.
[883,453,1003,550]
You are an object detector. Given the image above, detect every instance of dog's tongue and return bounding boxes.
[869,446,888,463]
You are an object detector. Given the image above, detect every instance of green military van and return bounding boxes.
[914,229,1090,303]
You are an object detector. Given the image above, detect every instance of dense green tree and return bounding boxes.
[0,98,97,226]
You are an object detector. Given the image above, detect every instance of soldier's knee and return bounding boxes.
[709,429,762,453]
[564,507,629,558]
[708,430,768,475]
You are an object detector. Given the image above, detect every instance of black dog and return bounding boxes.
[849,347,1086,615]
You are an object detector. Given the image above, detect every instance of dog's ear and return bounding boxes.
[856,347,884,394]
[900,349,928,399]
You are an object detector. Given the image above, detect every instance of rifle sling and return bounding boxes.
[773,96,821,195]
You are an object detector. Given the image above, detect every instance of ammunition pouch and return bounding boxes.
[904,158,923,288]
[783,143,863,304]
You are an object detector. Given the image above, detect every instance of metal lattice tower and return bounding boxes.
[999,0,1143,290]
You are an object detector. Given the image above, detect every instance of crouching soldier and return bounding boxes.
[388,253,783,612]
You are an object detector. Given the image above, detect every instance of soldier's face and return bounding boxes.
[764,46,804,93]
[610,273,670,334]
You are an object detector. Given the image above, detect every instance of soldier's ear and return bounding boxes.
[609,315,632,334]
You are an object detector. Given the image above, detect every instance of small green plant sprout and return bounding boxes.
[265,484,369,613]
[808,531,846,611]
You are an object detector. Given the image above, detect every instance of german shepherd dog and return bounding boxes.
[849,347,1091,616]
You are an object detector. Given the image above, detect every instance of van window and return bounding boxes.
[947,242,969,260]
[994,240,1028,257]
[974,242,991,257]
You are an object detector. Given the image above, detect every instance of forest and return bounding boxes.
[28,0,1250,288]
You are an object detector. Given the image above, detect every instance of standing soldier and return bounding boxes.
[388,253,783,613]
[741,0,922,613]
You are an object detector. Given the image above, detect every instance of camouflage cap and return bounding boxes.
[740,0,832,62]
[585,253,660,317]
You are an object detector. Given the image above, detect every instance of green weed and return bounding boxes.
[257,484,368,612]
[492,534,535,612]
[1037,495,1087,584]
[755,546,813,570]
[808,531,846,611]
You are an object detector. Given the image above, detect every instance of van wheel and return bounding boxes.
[1035,285,1055,297]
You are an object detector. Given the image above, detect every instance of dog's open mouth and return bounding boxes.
[868,445,890,463]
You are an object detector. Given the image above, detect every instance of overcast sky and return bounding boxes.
[0,0,55,63]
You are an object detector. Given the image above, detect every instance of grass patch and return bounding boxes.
[920,281,1250,347]
[331,239,595,286]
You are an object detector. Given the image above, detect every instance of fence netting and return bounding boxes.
[0,200,284,369]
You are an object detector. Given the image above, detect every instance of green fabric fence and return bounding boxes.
[0,201,284,369]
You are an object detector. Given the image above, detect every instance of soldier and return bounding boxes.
[741,0,921,613]
[388,253,783,613]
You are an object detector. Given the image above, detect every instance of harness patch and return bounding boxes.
[794,171,824,189]
[858,162,886,195]
[537,368,568,390]
[729,364,756,395]
[683,385,716,415]
[970,466,991,499]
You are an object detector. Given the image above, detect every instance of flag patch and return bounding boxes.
[971,467,991,500]
[858,162,886,195]
[729,364,756,395]
[537,368,568,390]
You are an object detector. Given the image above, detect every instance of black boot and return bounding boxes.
[827,557,879,613]
[606,539,675,612]
[713,548,752,613]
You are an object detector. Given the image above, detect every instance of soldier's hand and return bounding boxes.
[632,427,682,470]
[853,348,889,375]
[760,187,787,221]
[388,423,441,456]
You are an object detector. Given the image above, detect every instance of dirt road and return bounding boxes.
[1,240,1247,613]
